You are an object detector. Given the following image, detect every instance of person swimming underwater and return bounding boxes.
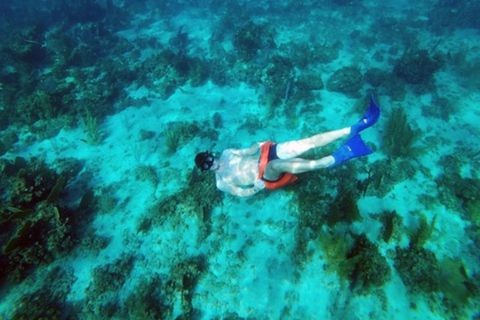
[195,94,381,197]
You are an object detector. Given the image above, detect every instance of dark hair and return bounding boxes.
[195,151,214,171]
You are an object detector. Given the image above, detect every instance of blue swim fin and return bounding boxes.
[350,94,381,136]
[330,134,373,167]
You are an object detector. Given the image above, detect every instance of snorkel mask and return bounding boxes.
[195,151,215,171]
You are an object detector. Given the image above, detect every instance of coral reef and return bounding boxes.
[171,255,207,317]
[448,48,480,90]
[428,0,480,31]
[134,165,158,187]
[394,238,477,316]
[279,41,341,68]
[15,90,56,125]
[393,50,443,85]
[239,115,264,135]
[382,75,407,102]
[0,15,135,130]
[394,246,440,293]
[292,165,365,265]
[365,158,416,198]
[435,154,480,224]
[421,94,455,120]
[261,55,294,97]
[326,66,363,96]
[0,157,84,285]
[79,233,110,256]
[149,167,223,241]
[346,234,391,293]
[0,1,478,318]
[11,266,76,319]
[119,256,206,319]
[122,275,172,319]
[395,247,440,293]
[8,26,46,65]
[363,67,407,102]
[295,71,324,91]
[364,68,389,88]
[84,254,135,317]
[317,230,393,294]
[162,120,218,155]
[234,21,275,61]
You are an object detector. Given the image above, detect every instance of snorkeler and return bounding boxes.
[195,94,381,197]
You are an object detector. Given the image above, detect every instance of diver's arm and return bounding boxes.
[229,142,265,156]
[216,179,261,197]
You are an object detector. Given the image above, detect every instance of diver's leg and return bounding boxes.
[275,127,351,159]
[265,133,375,179]
[263,156,335,180]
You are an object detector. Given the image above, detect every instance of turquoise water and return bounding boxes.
[0,0,479,319]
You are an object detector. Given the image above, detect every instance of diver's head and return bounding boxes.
[195,151,216,171]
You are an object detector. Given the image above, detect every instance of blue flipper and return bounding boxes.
[330,134,373,167]
[350,94,381,136]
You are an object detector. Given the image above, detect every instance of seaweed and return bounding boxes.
[317,231,353,277]
[213,112,223,129]
[383,108,421,158]
[3,220,33,254]
[136,215,153,234]
[326,191,363,226]
[439,258,474,309]
[78,190,95,212]
[357,167,383,198]
[0,140,6,156]
[85,108,102,145]
[408,214,437,248]
[379,210,402,243]
[46,175,66,203]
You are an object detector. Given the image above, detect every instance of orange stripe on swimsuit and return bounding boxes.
[258,141,298,190]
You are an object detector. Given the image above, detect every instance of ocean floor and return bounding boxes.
[1,1,480,319]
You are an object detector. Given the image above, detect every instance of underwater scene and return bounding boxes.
[0,0,480,319]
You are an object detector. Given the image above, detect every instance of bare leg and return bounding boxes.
[264,156,334,180]
[276,127,351,159]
